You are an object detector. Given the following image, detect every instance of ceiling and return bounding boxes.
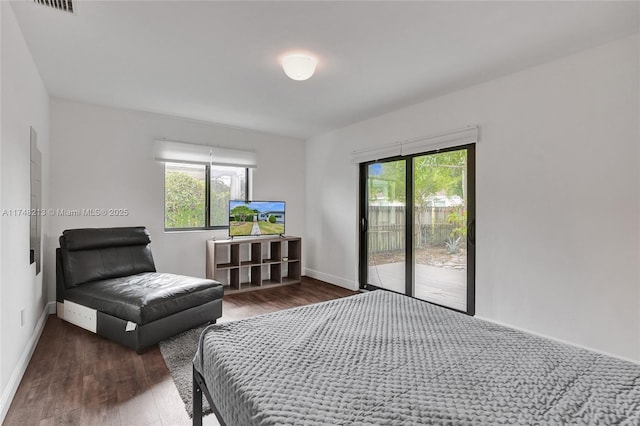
[11,1,640,140]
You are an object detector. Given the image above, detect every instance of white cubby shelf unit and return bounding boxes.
[206,236,301,293]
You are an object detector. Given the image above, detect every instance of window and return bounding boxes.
[155,139,256,230]
[164,162,248,230]
[209,165,247,226]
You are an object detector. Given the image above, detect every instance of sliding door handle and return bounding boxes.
[360,217,368,233]
[467,219,475,245]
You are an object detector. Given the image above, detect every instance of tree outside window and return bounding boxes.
[164,162,247,230]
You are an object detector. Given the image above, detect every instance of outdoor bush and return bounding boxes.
[268,214,276,223]
[445,236,462,254]
[165,171,205,228]
[447,208,467,239]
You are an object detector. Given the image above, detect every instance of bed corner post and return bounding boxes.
[193,365,203,426]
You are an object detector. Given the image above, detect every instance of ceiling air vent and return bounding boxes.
[33,0,74,14]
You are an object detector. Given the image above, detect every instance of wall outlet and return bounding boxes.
[20,308,25,326]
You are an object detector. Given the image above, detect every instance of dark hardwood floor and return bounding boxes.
[3,278,356,426]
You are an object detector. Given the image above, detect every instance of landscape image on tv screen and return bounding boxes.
[229,200,285,237]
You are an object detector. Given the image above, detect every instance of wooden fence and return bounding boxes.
[367,206,459,254]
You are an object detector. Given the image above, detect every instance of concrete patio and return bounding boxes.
[368,262,466,311]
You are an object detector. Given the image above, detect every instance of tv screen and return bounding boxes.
[229,200,285,237]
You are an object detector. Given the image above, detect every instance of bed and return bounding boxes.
[192,290,640,425]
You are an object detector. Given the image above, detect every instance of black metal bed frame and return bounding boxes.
[192,365,227,426]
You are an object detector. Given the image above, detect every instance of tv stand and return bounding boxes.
[206,236,301,293]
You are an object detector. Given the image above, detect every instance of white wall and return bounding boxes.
[48,99,305,292]
[306,35,640,361]
[1,0,4,412]
[0,2,51,420]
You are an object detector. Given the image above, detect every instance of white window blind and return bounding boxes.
[351,126,478,164]
[154,140,257,168]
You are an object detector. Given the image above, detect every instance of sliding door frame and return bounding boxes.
[359,143,475,316]
[466,144,476,316]
[358,155,411,295]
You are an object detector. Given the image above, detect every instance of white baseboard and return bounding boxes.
[475,315,640,366]
[0,301,55,423]
[304,268,358,291]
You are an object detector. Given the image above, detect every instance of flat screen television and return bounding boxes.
[229,200,286,237]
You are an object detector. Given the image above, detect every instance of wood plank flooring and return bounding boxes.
[3,278,356,426]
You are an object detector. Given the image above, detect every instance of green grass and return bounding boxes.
[229,222,253,236]
[258,222,285,235]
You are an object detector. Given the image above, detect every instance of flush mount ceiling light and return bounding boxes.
[281,53,318,81]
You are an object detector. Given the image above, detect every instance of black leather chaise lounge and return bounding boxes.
[56,226,223,352]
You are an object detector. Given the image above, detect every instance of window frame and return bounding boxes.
[164,163,250,232]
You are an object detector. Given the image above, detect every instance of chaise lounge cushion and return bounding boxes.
[63,272,224,325]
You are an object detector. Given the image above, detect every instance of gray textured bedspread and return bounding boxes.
[194,291,640,425]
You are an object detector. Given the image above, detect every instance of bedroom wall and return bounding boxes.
[48,99,305,299]
[305,34,640,361]
[0,2,51,420]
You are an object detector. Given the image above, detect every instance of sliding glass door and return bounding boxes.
[412,149,474,312]
[360,145,475,315]
[362,159,407,293]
